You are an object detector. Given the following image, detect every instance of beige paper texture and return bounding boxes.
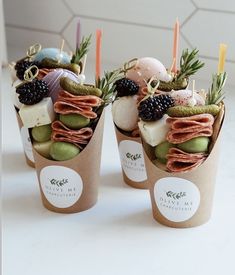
[115,126,148,189]
[32,111,105,213]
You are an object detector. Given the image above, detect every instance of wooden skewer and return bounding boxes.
[192,79,195,94]
[81,54,87,75]
[58,39,65,63]
[169,58,176,74]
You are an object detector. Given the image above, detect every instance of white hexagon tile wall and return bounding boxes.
[3,0,235,84]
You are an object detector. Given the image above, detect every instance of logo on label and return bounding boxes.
[20,127,34,163]
[154,177,200,222]
[119,140,147,182]
[49,178,68,187]
[40,166,83,208]
[126,152,141,161]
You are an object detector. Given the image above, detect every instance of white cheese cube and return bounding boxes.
[12,80,23,109]
[138,115,170,147]
[19,97,55,128]
[13,92,23,110]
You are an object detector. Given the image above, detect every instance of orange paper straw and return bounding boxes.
[96,29,102,80]
[172,19,179,73]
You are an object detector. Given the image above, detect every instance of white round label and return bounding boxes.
[40,166,83,208]
[119,140,147,182]
[20,127,34,163]
[154,177,200,222]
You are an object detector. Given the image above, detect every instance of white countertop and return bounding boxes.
[2,68,235,275]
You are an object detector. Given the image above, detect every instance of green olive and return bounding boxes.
[50,142,80,161]
[33,140,53,158]
[155,141,174,163]
[59,114,90,129]
[177,137,210,153]
[31,124,52,142]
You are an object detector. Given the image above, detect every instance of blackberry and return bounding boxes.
[15,60,40,80]
[114,78,139,97]
[16,79,49,105]
[138,95,174,121]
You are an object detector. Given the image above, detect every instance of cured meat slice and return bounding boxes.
[57,90,103,107]
[166,148,207,172]
[51,120,93,148]
[167,113,214,128]
[54,91,103,119]
[167,128,213,144]
[166,114,214,143]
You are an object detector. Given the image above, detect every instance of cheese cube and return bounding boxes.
[12,80,23,109]
[138,115,170,147]
[19,97,55,128]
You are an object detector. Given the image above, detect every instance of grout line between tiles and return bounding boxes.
[60,15,75,35]
[180,32,194,49]
[181,7,198,28]
[180,34,192,50]
[62,0,76,16]
[198,7,235,15]
[5,24,59,35]
[190,0,198,9]
[72,14,173,31]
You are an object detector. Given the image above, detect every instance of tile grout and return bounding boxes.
[59,0,74,34]
[198,7,235,15]
[5,10,235,64]
[5,24,59,35]
[191,0,235,14]
[181,7,198,28]
[190,0,198,9]
[59,15,75,36]
[68,14,174,31]
[62,0,76,16]
[180,32,194,49]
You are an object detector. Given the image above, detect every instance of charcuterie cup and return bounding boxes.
[142,107,225,228]
[32,111,105,213]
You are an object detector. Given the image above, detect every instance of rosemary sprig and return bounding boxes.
[206,72,227,105]
[96,69,124,107]
[71,35,92,64]
[176,48,205,81]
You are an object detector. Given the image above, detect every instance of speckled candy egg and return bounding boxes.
[170,89,205,106]
[43,69,81,103]
[34,48,71,64]
[126,57,171,89]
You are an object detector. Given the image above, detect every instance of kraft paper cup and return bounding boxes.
[15,110,35,168]
[32,111,105,213]
[142,109,225,228]
[115,126,148,189]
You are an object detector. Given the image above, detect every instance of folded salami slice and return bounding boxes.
[166,148,207,173]
[166,114,214,144]
[57,90,103,107]
[51,120,93,149]
[54,91,103,119]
